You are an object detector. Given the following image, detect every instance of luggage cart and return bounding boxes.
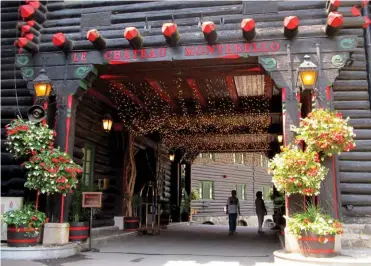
[138,181,160,236]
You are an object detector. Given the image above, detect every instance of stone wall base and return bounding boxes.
[342,224,371,249]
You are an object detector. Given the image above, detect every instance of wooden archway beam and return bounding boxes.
[186,79,207,107]
[110,81,145,109]
[225,76,239,106]
[87,88,116,109]
[146,79,177,108]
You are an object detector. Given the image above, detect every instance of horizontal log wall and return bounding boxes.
[31,1,360,52]
[73,93,121,227]
[191,153,273,218]
[333,1,371,220]
[1,1,33,197]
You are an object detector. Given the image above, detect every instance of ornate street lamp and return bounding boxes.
[102,114,113,132]
[30,69,53,98]
[277,135,283,144]
[297,55,318,91]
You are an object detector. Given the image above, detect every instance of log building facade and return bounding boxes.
[1,1,371,229]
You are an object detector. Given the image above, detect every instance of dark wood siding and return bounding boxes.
[73,93,122,227]
[334,3,371,219]
[191,153,273,217]
[1,1,33,197]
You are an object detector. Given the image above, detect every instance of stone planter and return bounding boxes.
[43,223,70,245]
[298,231,336,258]
[69,221,89,242]
[7,225,38,247]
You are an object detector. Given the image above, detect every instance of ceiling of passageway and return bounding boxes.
[94,59,282,156]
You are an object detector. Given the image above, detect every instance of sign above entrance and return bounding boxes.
[20,35,358,69]
[71,41,281,64]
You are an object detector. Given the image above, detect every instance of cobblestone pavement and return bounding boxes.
[2,224,282,266]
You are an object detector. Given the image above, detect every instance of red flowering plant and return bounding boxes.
[268,146,328,196]
[292,109,356,157]
[24,148,82,195]
[5,117,55,159]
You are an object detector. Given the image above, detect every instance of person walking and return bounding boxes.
[255,191,267,233]
[226,190,240,235]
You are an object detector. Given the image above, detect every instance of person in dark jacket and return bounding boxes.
[255,191,267,233]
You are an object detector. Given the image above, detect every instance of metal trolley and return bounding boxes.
[138,181,161,236]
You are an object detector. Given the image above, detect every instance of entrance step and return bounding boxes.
[274,249,371,265]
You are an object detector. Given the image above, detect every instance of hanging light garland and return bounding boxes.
[108,75,272,155]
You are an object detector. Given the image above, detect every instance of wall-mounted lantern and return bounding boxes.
[102,114,113,132]
[30,69,52,98]
[277,135,283,143]
[297,55,318,91]
[169,152,175,162]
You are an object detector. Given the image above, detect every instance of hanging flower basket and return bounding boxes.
[24,148,82,195]
[268,146,328,196]
[292,109,356,157]
[5,118,55,159]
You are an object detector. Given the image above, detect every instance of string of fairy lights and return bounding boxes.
[108,75,271,156]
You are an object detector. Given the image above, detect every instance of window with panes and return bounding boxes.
[236,184,246,200]
[82,144,95,188]
[199,181,214,200]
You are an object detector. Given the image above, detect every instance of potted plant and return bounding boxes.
[124,194,141,231]
[68,182,93,242]
[1,204,47,247]
[160,202,171,228]
[180,189,190,222]
[268,146,328,196]
[286,205,343,257]
[292,109,356,157]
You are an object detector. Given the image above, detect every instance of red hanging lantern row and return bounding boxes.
[202,21,217,44]
[25,0,47,13]
[351,6,362,16]
[162,23,180,46]
[19,4,46,23]
[283,16,299,39]
[52,32,74,52]
[241,18,256,41]
[124,27,143,49]
[326,12,344,36]
[327,0,369,13]
[327,0,341,12]
[87,29,106,50]
[364,16,371,29]
[15,37,38,53]
[21,25,40,37]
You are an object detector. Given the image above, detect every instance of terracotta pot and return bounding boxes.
[298,231,336,258]
[7,225,38,247]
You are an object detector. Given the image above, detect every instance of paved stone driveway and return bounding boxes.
[2,224,282,266]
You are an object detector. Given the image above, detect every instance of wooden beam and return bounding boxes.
[110,81,145,108]
[146,80,177,108]
[87,88,116,109]
[186,79,207,107]
[225,76,239,105]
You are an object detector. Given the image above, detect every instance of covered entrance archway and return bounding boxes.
[19,34,357,226]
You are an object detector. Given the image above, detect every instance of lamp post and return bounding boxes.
[30,69,53,98]
[27,69,53,123]
[297,55,318,91]
[102,114,113,132]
